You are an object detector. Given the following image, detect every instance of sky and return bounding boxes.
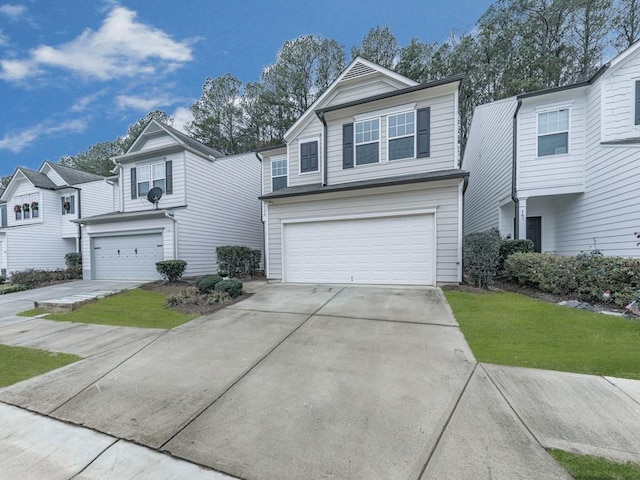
[0,0,494,175]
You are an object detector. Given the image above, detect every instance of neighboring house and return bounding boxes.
[75,120,263,280]
[0,162,112,276]
[463,41,640,256]
[258,57,467,285]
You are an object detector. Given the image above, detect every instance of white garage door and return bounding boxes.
[283,214,434,285]
[93,233,164,280]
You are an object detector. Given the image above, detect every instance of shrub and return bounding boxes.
[499,239,534,269]
[463,228,502,288]
[155,260,187,283]
[166,288,231,308]
[10,267,81,286]
[0,284,30,294]
[65,252,82,268]
[214,278,243,298]
[196,274,223,293]
[216,246,262,277]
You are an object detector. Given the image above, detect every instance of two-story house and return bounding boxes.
[76,120,263,280]
[258,57,467,285]
[0,162,113,276]
[463,41,640,256]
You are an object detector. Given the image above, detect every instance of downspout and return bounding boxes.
[164,210,178,260]
[512,98,523,238]
[316,110,328,186]
[255,151,268,277]
[72,187,82,253]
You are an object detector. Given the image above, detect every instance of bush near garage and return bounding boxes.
[503,252,640,307]
[166,289,231,309]
[10,267,82,287]
[214,279,243,298]
[195,274,223,293]
[156,260,187,283]
[463,228,503,288]
[216,246,261,278]
[65,253,82,268]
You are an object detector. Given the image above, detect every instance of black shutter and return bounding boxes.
[309,141,318,171]
[343,123,354,169]
[165,160,173,194]
[417,107,431,158]
[130,167,137,199]
[635,80,640,126]
[61,197,65,214]
[300,142,309,172]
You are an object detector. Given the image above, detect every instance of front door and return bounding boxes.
[527,217,542,253]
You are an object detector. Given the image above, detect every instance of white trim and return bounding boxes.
[457,181,463,282]
[454,88,460,167]
[354,117,381,166]
[297,136,321,175]
[89,228,164,238]
[271,155,288,191]
[353,102,416,122]
[535,106,571,157]
[281,208,437,225]
[264,202,270,279]
[386,110,416,162]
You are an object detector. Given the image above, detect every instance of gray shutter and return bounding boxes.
[310,141,318,171]
[61,197,65,214]
[300,142,309,172]
[343,123,354,169]
[165,160,173,194]
[417,107,431,158]
[636,80,640,125]
[130,167,137,199]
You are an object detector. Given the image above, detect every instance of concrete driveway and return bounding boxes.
[0,283,577,480]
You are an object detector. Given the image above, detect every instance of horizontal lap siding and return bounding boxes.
[267,182,461,283]
[327,79,404,106]
[601,52,640,142]
[289,120,323,187]
[463,97,517,235]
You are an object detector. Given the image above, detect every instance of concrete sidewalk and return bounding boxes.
[0,284,639,479]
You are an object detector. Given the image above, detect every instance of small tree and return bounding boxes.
[156,260,187,283]
[463,228,502,288]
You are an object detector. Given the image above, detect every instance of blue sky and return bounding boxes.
[0,0,493,175]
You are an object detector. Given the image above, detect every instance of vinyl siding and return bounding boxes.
[326,79,405,106]
[133,134,179,151]
[288,121,323,187]
[517,90,586,195]
[462,97,517,235]
[266,181,462,283]
[261,148,288,196]
[59,189,79,238]
[601,50,640,142]
[78,179,117,218]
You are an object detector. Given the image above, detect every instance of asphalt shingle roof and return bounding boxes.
[45,162,105,185]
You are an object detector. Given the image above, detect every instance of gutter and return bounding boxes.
[255,151,268,277]
[315,110,328,186]
[512,98,523,238]
[164,210,178,260]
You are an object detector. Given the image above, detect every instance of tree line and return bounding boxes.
[60,0,639,176]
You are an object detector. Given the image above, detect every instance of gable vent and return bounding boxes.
[342,62,378,81]
[145,122,163,134]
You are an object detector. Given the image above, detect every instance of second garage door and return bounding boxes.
[283,213,434,285]
[93,233,164,280]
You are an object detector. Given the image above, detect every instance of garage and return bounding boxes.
[92,233,164,280]
[282,213,435,285]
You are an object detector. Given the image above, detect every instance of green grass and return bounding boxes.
[0,344,79,387]
[444,290,640,379]
[549,449,640,479]
[19,289,197,329]
[17,308,49,317]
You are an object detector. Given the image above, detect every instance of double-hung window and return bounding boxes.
[388,111,415,161]
[272,158,287,191]
[61,194,75,215]
[538,108,569,157]
[14,193,39,220]
[137,162,166,197]
[355,119,380,165]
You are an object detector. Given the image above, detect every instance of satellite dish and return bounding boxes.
[147,187,163,209]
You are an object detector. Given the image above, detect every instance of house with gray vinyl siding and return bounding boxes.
[76,120,263,280]
[463,41,640,257]
[258,57,467,285]
[0,162,113,276]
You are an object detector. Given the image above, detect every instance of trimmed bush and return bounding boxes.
[65,252,82,268]
[214,278,243,298]
[499,239,534,268]
[155,260,187,283]
[166,288,231,308]
[0,284,30,294]
[216,246,262,277]
[463,228,502,288]
[196,274,223,293]
[10,267,81,286]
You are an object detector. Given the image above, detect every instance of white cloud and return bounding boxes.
[115,93,178,112]
[0,119,87,153]
[171,106,194,133]
[70,90,106,112]
[0,5,194,82]
[0,4,26,19]
[0,29,7,46]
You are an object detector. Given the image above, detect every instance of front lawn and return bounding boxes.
[0,344,79,387]
[19,289,198,329]
[443,289,640,379]
[549,450,640,479]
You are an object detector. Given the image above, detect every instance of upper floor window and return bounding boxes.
[61,195,75,215]
[272,158,288,191]
[14,193,39,221]
[137,162,165,197]
[355,119,380,165]
[538,108,569,157]
[300,141,319,173]
[388,112,415,161]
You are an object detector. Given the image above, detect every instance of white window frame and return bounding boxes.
[271,156,288,192]
[61,194,75,216]
[298,136,320,175]
[14,193,40,221]
[354,117,380,166]
[387,110,416,162]
[137,161,166,198]
[536,106,570,157]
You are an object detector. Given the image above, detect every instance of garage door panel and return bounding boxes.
[283,214,434,285]
[93,234,164,280]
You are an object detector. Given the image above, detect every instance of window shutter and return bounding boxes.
[165,160,173,194]
[310,141,318,171]
[417,107,431,158]
[130,167,137,199]
[343,123,354,169]
[61,197,65,214]
[300,142,309,172]
[635,80,640,126]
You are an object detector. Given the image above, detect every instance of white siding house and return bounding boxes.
[0,162,113,276]
[77,120,263,280]
[259,57,467,285]
[463,41,640,257]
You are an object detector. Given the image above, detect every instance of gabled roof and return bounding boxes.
[517,64,609,100]
[284,57,419,142]
[41,161,105,185]
[609,38,640,68]
[15,168,58,189]
[122,119,224,161]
